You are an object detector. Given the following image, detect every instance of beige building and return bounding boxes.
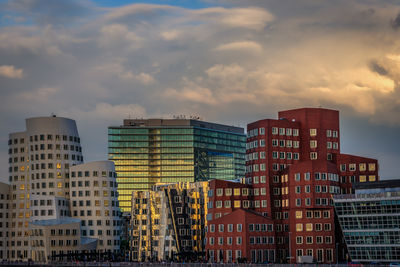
[70,161,121,254]
[7,116,122,262]
[30,218,97,262]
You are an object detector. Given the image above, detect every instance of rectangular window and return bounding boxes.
[359,163,367,171]
[349,164,356,171]
[369,163,376,171]
[326,130,332,137]
[310,152,318,160]
[310,129,317,136]
[310,140,317,148]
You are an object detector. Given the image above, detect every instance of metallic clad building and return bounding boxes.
[130,182,209,262]
[108,118,245,211]
[334,180,400,263]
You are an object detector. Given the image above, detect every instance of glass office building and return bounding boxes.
[333,180,400,263]
[108,119,245,211]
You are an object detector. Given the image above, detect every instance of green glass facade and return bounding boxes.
[108,120,245,212]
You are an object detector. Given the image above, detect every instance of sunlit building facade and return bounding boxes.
[8,116,83,260]
[334,179,400,263]
[130,182,209,262]
[7,116,122,262]
[108,119,245,211]
[207,108,379,264]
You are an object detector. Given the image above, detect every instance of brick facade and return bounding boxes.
[206,108,378,263]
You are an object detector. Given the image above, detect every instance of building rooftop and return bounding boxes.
[116,118,244,134]
[353,179,400,190]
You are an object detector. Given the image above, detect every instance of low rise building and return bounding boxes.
[206,209,275,263]
[334,179,400,263]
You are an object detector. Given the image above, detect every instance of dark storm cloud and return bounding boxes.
[370,60,388,76]
[390,11,400,29]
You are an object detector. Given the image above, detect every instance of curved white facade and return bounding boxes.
[70,161,121,253]
[8,116,83,260]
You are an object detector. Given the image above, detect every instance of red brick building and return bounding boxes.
[206,108,378,263]
[206,209,275,263]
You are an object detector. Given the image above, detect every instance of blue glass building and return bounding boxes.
[333,180,400,263]
[108,118,245,211]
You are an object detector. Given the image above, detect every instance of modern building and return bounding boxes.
[108,118,245,212]
[7,116,122,262]
[0,182,10,260]
[69,161,121,254]
[207,107,379,263]
[130,182,209,262]
[334,179,400,263]
[8,116,84,260]
[206,208,275,263]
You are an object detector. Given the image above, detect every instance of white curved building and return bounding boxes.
[8,116,83,260]
[69,161,121,254]
[8,116,122,262]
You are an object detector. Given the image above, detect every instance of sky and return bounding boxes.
[1,0,400,182]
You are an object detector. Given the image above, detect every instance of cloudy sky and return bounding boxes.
[1,0,400,182]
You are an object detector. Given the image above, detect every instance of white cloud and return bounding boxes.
[66,102,147,122]
[160,30,181,41]
[215,41,262,53]
[0,65,23,79]
[20,87,58,101]
[194,7,274,30]
[99,23,142,50]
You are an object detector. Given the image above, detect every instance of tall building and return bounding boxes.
[8,116,84,260]
[108,118,245,212]
[69,161,121,254]
[130,182,209,262]
[206,107,379,263]
[334,179,400,263]
[7,116,121,262]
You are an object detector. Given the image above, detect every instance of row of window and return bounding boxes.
[271,151,300,160]
[208,236,244,246]
[31,209,69,217]
[296,235,333,244]
[28,134,80,143]
[81,219,120,227]
[8,144,82,154]
[210,199,268,209]
[249,127,337,139]
[71,171,116,178]
[273,198,333,208]
[272,127,300,136]
[340,163,376,172]
[71,180,117,188]
[296,222,332,232]
[72,200,119,208]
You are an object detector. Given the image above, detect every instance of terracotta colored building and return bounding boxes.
[206,108,378,263]
[206,209,275,263]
